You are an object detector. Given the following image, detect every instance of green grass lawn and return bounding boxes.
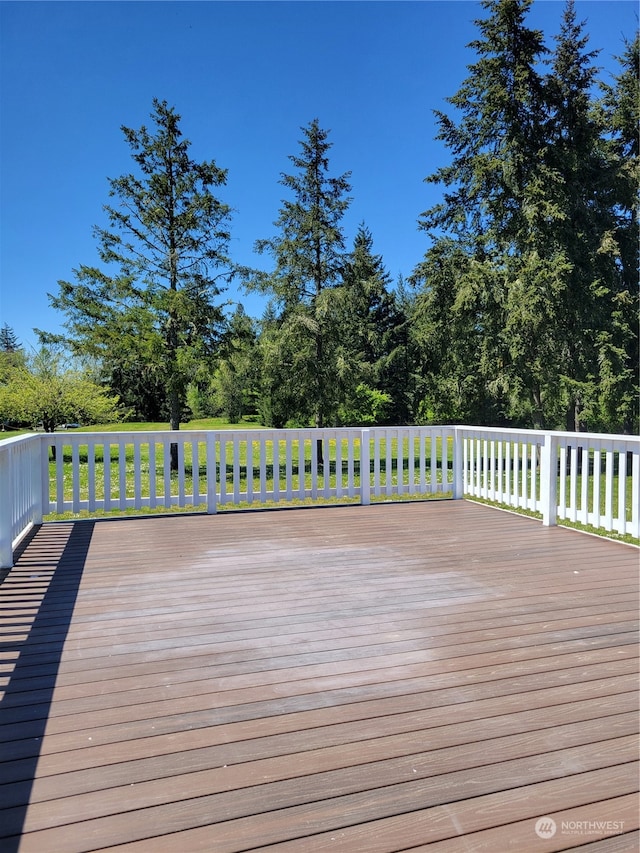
[78,416,267,433]
[0,415,265,439]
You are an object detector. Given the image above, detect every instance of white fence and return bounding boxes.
[39,425,454,514]
[458,427,640,536]
[0,434,46,567]
[1,425,638,566]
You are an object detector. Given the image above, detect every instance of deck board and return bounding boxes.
[0,500,637,852]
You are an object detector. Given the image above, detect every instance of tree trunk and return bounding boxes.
[531,386,544,431]
[167,157,180,473]
[315,411,324,467]
[44,420,57,461]
[169,387,180,472]
[565,398,577,432]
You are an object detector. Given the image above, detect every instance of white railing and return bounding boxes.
[458,426,640,537]
[0,434,45,567]
[1,425,638,566]
[39,425,454,514]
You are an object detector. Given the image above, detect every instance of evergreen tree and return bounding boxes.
[337,225,409,424]
[47,100,233,462]
[395,275,430,423]
[537,0,630,431]
[416,0,551,427]
[0,324,25,381]
[596,32,640,432]
[0,324,19,352]
[246,119,351,446]
[209,305,259,422]
[410,240,505,424]
[413,0,637,431]
[255,305,310,428]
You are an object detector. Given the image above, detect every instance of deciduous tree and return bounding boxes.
[0,347,121,435]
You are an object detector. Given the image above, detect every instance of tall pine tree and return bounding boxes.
[0,324,19,352]
[48,100,233,461]
[0,324,25,384]
[538,1,634,431]
[596,32,640,432]
[413,0,637,431]
[246,119,352,442]
[337,225,409,424]
[416,0,551,427]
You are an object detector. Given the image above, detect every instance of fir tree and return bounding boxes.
[0,324,19,352]
[48,100,233,463]
[337,225,409,424]
[417,0,551,427]
[247,119,351,445]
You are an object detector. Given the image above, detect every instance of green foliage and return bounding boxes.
[255,306,316,428]
[185,382,211,420]
[0,347,122,432]
[212,305,259,422]
[336,225,412,424]
[412,0,639,432]
[185,305,260,423]
[337,383,392,426]
[47,99,233,435]
[246,119,351,430]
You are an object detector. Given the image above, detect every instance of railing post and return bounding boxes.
[0,445,13,568]
[31,437,44,525]
[360,429,370,506]
[631,446,640,540]
[541,432,558,527]
[452,427,464,499]
[206,432,217,515]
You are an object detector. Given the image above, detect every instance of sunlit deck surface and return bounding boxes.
[1,501,638,853]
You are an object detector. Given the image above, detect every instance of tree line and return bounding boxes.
[3,0,638,439]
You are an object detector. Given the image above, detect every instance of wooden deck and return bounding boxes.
[0,500,638,852]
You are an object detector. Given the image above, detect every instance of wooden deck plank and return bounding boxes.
[38,765,636,853]
[2,659,636,774]
[1,670,635,782]
[5,755,638,851]
[2,696,636,808]
[0,500,637,852]
[4,623,638,716]
[253,797,640,853]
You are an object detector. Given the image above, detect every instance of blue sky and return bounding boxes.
[1,0,637,350]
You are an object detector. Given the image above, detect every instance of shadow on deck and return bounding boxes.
[0,501,638,852]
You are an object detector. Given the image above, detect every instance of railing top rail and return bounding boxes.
[43,430,217,441]
[1,425,638,453]
[0,425,453,445]
[453,425,640,444]
[0,424,640,447]
[0,432,41,450]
